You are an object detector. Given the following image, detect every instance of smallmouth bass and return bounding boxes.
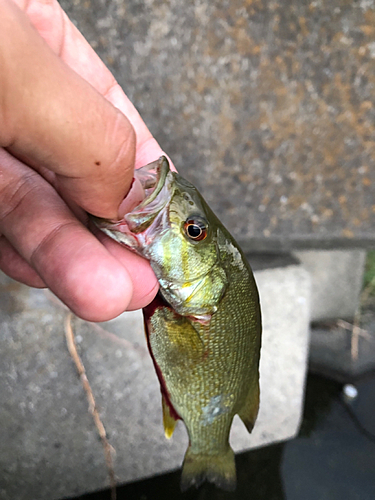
[93,157,262,491]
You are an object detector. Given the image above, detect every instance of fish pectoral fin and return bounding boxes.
[238,381,260,433]
[162,395,178,439]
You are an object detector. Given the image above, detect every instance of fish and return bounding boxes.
[92,156,262,491]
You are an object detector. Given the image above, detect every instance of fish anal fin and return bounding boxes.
[238,382,260,433]
[180,446,236,492]
[162,395,178,439]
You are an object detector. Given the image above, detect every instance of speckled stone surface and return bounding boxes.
[59,0,375,251]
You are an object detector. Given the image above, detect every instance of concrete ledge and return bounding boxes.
[294,250,366,321]
[0,264,310,499]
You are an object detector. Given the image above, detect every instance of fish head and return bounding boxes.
[92,156,227,319]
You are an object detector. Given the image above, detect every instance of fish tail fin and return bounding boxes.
[180,446,236,492]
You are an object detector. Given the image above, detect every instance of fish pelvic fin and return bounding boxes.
[162,395,178,439]
[180,446,236,492]
[238,381,260,433]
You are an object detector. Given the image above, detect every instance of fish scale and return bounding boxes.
[92,156,261,491]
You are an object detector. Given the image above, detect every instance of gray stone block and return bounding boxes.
[294,250,366,321]
[0,264,310,499]
[60,0,375,251]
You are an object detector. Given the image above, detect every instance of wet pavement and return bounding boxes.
[69,371,375,500]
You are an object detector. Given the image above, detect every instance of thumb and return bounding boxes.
[0,0,135,219]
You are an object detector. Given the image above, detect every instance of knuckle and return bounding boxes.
[29,220,77,267]
[0,167,40,225]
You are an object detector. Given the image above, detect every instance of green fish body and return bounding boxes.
[93,157,261,491]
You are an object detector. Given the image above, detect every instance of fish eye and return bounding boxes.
[184,217,208,241]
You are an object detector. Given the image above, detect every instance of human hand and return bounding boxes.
[0,0,170,321]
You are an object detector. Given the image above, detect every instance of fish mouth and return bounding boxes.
[133,156,170,212]
[90,156,173,248]
[124,156,173,234]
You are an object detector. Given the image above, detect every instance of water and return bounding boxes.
[70,372,375,500]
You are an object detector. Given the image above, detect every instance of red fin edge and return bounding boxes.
[142,294,181,423]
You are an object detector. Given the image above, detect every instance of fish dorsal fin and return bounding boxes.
[238,381,260,433]
[162,394,178,439]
